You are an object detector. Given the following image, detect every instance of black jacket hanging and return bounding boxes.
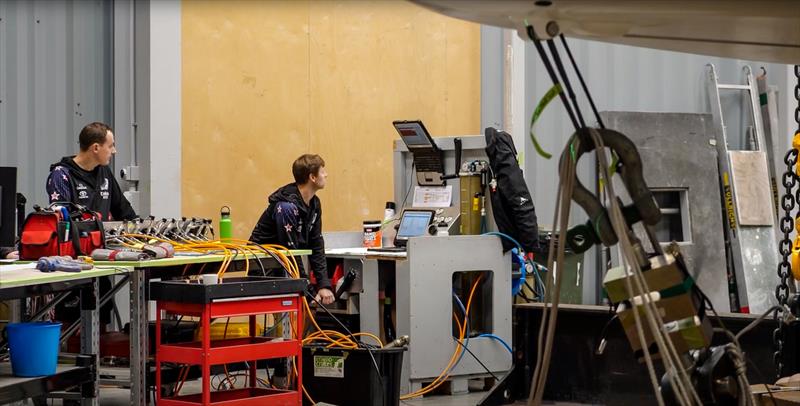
[484,127,539,253]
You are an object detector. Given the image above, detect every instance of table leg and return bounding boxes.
[249,315,257,388]
[130,269,147,405]
[80,278,99,406]
[360,259,381,336]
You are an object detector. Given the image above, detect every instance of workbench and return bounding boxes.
[0,263,132,405]
[93,250,310,406]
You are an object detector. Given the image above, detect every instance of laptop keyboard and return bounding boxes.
[414,152,443,173]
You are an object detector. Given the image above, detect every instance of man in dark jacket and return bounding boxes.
[46,122,137,221]
[45,122,137,327]
[250,154,335,305]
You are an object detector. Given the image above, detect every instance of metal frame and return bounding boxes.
[327,235,513,394]
[0,277,101,405]
[154,295,303,405]
[706,64,780,314]
[117,254,292,405]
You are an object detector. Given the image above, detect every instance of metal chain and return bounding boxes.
[774,149,796,377]
[795,65,800,133]
[775,65,800,378]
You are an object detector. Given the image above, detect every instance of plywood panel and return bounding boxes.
[182,0,480,238]
[729,151,774,226]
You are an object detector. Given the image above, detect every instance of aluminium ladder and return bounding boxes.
[706,64,780,314]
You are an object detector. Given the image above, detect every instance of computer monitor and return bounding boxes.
[394,209,435,247]
[0,167,17,246]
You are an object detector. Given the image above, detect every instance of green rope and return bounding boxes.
[529,84,563,159]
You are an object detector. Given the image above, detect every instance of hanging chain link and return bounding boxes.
[795,65,800,134]
[775,65,800,378]
[774,148,797,377]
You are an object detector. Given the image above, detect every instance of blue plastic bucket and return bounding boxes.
[5,322,62,377]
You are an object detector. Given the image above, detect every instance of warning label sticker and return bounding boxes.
[314,355,345,378]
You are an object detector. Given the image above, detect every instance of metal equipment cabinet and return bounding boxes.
[151,277,307,406]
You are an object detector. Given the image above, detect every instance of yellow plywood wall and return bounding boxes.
[182,0,480,238]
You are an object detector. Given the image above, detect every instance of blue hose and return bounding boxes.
[477,333,513,355]
[452,292,469,367]
[482,231,523,252]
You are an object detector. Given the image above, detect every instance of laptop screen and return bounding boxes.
[396,210,434,240]
[393,120,436,150]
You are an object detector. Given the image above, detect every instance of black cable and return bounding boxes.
[263,313,287,337]
[545,39,586,128]
[453,338,500,381]
[523,280,541,300]
[517,289,534,303]
[174,315,184,328]
[525,25,580,131]
[400,162,416,209]
[248,243,295,279]
[594,314,618,355]
[746,355,778,405]
[305,291,385,402]
[698,288,778,404]
[559,34,605,129]
[249,250,267,277]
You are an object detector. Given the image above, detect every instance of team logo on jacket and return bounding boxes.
[79,190,89,199]
[76,183,88,190]
[100,178,110,199]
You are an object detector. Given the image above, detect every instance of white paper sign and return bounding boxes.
[412,185,452,208]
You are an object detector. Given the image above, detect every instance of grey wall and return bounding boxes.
[0,0,181,221]
[478,34,796,304]
[0,0,113,211]
[480,25,504,132]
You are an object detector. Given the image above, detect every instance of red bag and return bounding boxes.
[19,202,105,260]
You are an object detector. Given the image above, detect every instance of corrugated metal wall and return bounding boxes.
[0,0,113,210]
[518,38,793,303]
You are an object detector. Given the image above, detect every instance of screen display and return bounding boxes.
[396,211,433,238]
[394,122,433,147]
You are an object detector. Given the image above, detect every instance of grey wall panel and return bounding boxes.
[514,37,793,304]
[0,0,112,214]
[480,25,504,132]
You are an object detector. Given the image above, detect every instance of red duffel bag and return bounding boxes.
[19,202,105,260]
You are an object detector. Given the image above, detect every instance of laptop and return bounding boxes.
[392,120,445,186]
[367,209,435,253]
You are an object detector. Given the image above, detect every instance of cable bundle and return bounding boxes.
[521,23,761,406]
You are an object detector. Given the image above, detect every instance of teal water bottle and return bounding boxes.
[219,206,232,242]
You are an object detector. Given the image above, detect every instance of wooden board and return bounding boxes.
[182,0,480,238]
[729,151,774,226]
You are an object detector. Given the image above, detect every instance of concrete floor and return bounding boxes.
[95,386,490,405]
[94,387,590,405]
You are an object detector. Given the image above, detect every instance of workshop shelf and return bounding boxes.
[152,277,305,406]
[157,388,297,406]
[158,337,301,365]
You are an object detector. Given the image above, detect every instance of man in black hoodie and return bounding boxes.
[250,154,335,305]
[46,122,137,221]
[46,122,137,326]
